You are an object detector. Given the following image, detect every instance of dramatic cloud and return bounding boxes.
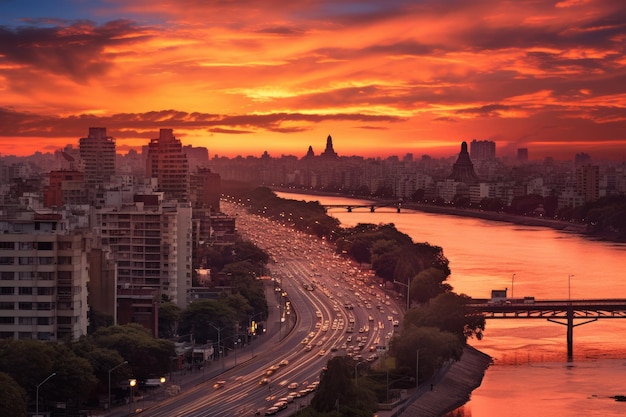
[0,0,625,159]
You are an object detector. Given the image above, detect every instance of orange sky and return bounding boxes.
[1,0,625,160]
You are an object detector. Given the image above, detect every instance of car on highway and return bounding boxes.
[212,380,226,389]
[264,406,280,415]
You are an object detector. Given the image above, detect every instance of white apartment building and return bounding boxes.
[96,198,192,308]
[0,210,90,341]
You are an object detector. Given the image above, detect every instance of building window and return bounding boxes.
[0,302,15,310]
[0,287,15,295]
[18,332,32,340]
[0,272,13,280]
[37,332,52,340]
[57,256,72,265]
[0,331,13,338]
[18,257,35,265]
[0,242,14,250]
[19,242,34,250]
[0,257,14,265]
[58,241,73,250]
[18,302,33,310]
[36,242,54,250]
[18,272,33,280]
[37,287,54,296]
[37,317,50,325]
[0,317,14,324]
[19,287,33,295]
[38,257,55,265]
[18,317,33,325]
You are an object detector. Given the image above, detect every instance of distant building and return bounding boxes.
[517,148,529,163]
[320,135,339,160]
[470,140,496,160]
[44,170,87,208]
[574,152,592,168]
[576,164,600,202]
[79,127,116,202]
[449,142,480,184]
[146,129,190,202]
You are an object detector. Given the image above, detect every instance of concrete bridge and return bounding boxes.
[467,298,626,358]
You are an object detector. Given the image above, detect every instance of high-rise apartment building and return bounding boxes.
[0,211,90,341]
[79,127,116,201]
[517,148,529,162]
[96,196,192,309]
[146,129,190,202]
[576,164,600,202]
[470,140,496,160]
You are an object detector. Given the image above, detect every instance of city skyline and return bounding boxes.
[1,0,625,161]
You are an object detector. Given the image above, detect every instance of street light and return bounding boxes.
[394,280,410,311]
[128,378,137,415]
[208,323,223,369]
[511,273,516,298]
[354,360,366,385]
[108,360,127,411]
[568,274,574,301]
[36,372,56,417]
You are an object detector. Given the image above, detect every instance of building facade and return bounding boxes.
[146,129,190,202]
[0,211,90,341]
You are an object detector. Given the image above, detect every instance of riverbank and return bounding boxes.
[378,346,493,417]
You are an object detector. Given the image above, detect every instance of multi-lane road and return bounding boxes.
[137,202,403,417]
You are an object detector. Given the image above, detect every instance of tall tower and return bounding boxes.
[320,134,339,159]
[79,127,116,200]
[146,129,190,202]
[449,142,480,184]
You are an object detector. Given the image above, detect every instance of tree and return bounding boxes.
[0,339,97,413]
[310,356,377,417]
[389,326,463,382]
[410,267,452,304]
[0,372,27,417]
[90,324,174,382]
[159,302,182,339]
[404,292,485,342]
[178,300,237,345]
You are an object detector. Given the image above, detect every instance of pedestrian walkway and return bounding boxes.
[101,281,293,417]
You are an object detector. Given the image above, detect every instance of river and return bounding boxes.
[275,191,626,416]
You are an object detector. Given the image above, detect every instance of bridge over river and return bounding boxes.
[467,299,626,358]
[323,200,403,212]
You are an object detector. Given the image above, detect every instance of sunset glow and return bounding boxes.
[1,0,625,160]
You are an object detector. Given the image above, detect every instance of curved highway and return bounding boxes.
[137,201,403,417]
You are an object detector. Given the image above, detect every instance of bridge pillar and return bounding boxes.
[347,206,352,212]
[567,306,573,359]
[370,206,375,212]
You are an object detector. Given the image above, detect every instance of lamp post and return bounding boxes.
[568,274,572,300]
[511,273,516,299]
[36,372,56,417]
[248,311,264,358]
[354,361,366,385]
[128,379,137,416]
[108,360,127,411]
[394,280,410,311]
[208,323,223,368]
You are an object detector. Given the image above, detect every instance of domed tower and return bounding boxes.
[449,141,480,184]
[320,134,339,159]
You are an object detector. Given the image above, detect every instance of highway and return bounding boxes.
[135,201,403,417]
